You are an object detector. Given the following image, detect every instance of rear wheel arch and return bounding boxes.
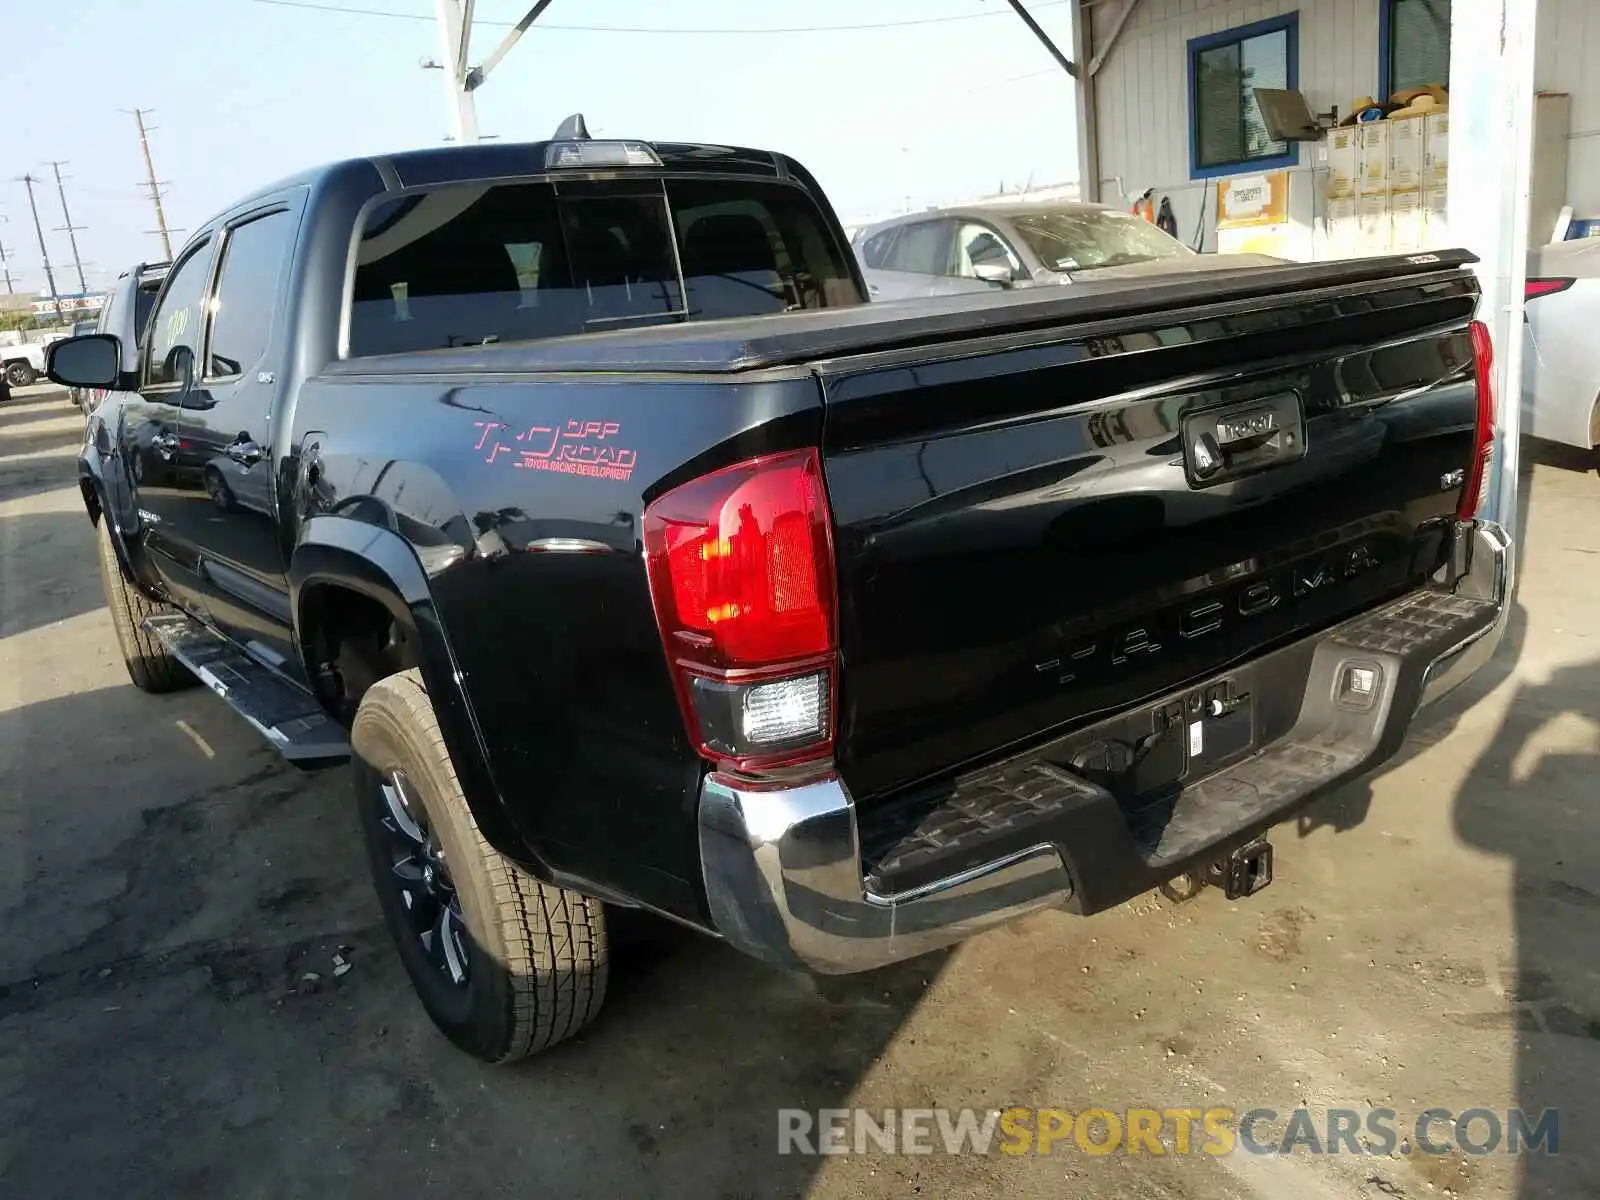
[289,521,543,875]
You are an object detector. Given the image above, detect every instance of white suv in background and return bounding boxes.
[1,342,48,388]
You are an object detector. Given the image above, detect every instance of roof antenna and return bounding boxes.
[551,113,590,141]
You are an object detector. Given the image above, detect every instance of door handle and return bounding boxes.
[226,440,264,466]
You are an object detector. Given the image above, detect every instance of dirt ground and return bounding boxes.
[2,383,1597,1200]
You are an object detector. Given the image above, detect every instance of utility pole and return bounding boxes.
[122,107,179,260]
[17,174,63,322]
[432,0,480,144]
[428,0,555,144]
[45,161,89,298]
[0,214,16,295]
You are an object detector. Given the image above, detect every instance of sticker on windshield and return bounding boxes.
[473,418,636,482]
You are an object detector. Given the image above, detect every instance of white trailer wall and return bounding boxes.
[1535,0,1600,222]
[1089,0,1379,250]
[1088,0,1594,249]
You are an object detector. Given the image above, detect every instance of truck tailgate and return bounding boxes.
[819,263,1483,803]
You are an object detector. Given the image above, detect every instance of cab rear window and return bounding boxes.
[346,177,860,358]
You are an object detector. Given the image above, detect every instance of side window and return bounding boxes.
[953,223,1022,278]
[1384,0,1451,95]
[133,278,162,343]
[94,291,119,334]
[144,241,213,388]
[1188,14,1297,177]
[881,221,950,275]
[859,228,899,269]
[207,209,297,379]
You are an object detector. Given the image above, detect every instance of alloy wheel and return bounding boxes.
[378,770,470,987]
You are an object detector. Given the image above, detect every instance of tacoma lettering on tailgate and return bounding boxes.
[1034,539,1384,691]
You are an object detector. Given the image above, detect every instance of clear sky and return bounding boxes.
[4,0,1080,298]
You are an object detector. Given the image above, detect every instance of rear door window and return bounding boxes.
[858,227,899,269]
[133,281,160,342]
[880,220,952,276]
[206,209,298,379]
[346,176,859,358]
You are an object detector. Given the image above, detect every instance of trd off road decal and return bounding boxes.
[473,419,637,482]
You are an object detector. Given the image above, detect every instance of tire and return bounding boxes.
[5,361,37,388]
[351,669,609,1063]
[95,519,196,693]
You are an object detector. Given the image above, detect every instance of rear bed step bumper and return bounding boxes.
[698,520,1511,975]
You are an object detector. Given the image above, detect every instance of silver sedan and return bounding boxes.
[851,200,1280,302]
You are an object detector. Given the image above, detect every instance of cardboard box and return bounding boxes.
[1357,122,1391,195]
[1323,127,1359,199]
[1390,190,1424,251]
[1423,186,1449,245]
[1423,110,1450,189]
[1356,192,1392,255]
[1388,115,1427,192]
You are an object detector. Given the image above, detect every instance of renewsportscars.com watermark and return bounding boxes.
[777,1106,1559,1158]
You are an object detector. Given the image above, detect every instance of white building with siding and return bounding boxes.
[1080,0,1596,255]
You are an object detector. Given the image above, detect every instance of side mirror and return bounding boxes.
[972,261,1015,288]
[46,334,122,390]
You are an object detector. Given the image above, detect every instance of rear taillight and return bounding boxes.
[643,448,838,773]
[1458,319,1495,520]
[1524,277,1574,301]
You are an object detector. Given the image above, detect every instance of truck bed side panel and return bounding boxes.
[289,372,822,921]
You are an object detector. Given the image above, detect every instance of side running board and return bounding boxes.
[141,612,351,766]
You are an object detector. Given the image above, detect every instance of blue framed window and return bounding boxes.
[1187,13,1300,180]
[1379,0,1451,100]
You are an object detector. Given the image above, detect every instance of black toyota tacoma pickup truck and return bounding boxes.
[47,118,1511,1064]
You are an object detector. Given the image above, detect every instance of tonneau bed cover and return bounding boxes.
[323,249,1478,378]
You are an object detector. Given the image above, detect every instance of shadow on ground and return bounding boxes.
[0,402,80,432]
[1292,441,1600,1198]
[0,510,106,637]
[0,677,942,1199]
[0,420,83,461]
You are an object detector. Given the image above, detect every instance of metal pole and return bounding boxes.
[0,215,15,294]
[1003,0,1078,78]
[46,161,89,298]
[470,0,556,88]
[1070,0,1101,202]
[1447,0,1537,550]
[125,108,177,260]
[18,174,63,322]
[433,0,480,143]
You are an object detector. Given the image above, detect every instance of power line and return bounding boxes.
[241,0,1070,34]
[44,161,91,297]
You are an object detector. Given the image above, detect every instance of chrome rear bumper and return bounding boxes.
[698,773,1073,974]
[698,520,1512,975]
[1418,520,1514,708]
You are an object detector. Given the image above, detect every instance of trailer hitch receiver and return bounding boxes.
[1207,838,1274,900]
